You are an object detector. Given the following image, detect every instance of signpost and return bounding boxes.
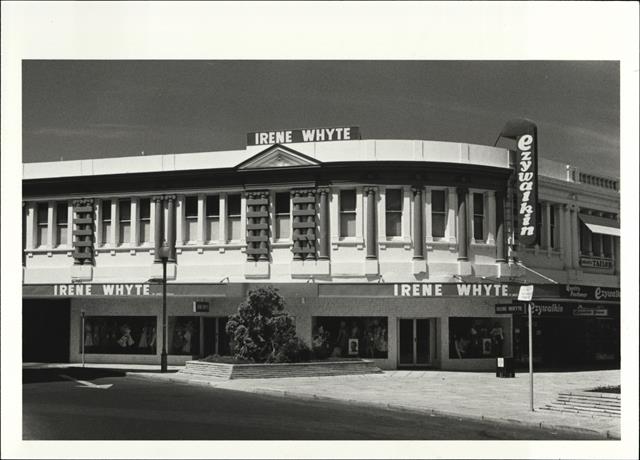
[518,285,534,412]
[81,310,86,368]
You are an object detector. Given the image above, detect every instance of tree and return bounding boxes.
[225,286,310,363]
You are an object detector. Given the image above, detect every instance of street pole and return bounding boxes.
[160,256,168,373]
[528,301,534,412]
[81,310,85,368]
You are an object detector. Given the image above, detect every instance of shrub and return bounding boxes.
[225,286,310,363]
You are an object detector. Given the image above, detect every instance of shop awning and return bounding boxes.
[578,213,620,237]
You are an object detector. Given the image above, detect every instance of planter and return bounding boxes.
[179,359,383,380]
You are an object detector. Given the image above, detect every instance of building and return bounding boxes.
[21,126,620,370]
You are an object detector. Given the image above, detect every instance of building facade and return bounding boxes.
[22,134,621,370]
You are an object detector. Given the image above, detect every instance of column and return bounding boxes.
[424,188,432,242]
[447,188,457,244]
[486,191,496,245]
[365,186,377,259]
[583,211,593,256]
[412,186,424,259]
[495,191,506,262]
[110,200,118,247]
[219,194,228,243]
[176,195,185,246]
[152,196,164,262]
[66,201,74,249]
[562,204,571,268]
[197,194,206,244]
[47,201,55,248]
[543,202,551,251]
[166,195,176,262]
[457,187,468,261]
[318,187,330,260]
[570,206,579,269]
[26,202,36,250]
[131,198,139,247]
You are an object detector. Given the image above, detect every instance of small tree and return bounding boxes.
[225,286,310,363]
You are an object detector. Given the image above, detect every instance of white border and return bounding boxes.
[2,2,638,459]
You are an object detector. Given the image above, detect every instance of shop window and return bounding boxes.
[56,202,68,247]
[312,316,388,359]
[339,189,356,238]
[473,193,484,241]
[385,189,402,237]
[449,317,509,359]
[119,199,131,245]
[184,196,198,243]
[431,190,446,238]
[206,194,220,242]
[101,200,112,245]
[168,316,200,355]
[139,198,151,244]
[227,193,241,241]
[81,316,157,354]
[36,202,48,247]
[602,234,612,258]
[275,192,291,240]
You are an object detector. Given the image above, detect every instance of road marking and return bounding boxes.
[60,374,113,389]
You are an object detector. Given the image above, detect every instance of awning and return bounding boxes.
[578,213,620,237]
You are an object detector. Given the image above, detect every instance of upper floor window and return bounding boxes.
[535,203,543,247]
[139,198,151,244]
[339,189,356,238]
[549,205,556,249]
[184,196,198,243]
[431,190,446,238]
[275,192,290,240]
[227,194,241,241]
[385,189,402,237]
[119,199,131,245]
[56,202,68,247]
[36,202,48,247]
[472,193,484,241]
[102,200,112,245]
[206,195,220,242]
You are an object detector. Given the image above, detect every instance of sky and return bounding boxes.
[22,60,620,177]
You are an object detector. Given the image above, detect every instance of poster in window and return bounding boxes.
[348,338,359,356]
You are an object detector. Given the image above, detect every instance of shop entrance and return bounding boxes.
[23,299,70,363]
[398,318,434,367]
[201,317,230,358]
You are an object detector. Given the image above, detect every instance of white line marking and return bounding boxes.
[59,374,113,389]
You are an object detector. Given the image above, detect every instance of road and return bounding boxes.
[23,368,597,440]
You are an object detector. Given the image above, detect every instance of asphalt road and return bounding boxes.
[23,368,598,440]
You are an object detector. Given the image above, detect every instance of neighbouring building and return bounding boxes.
[22,126,620,370]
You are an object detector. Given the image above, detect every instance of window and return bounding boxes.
[56,202,68,247]
[101,200,112,245]
[119,199,131,245]
[431,190,446,238]
[275,192,290,240]
[602,235,612,258]
[580,221,591,255]
[227,194,241,241]
[168,316,200,356]
[473,193,484,241]
[449,317,509,359]
[592,229,602,257]
[312,316,388,359]
[339,189,356,237]
[36,202,48,247]
[184,196,198,243]
[139,198,151,244]
[206,195,220,242]
[82,316,156,355]
[385,189,402,237]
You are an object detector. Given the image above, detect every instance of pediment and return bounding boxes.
[236,144,322,170]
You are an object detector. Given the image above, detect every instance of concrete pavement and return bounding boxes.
[132,367,620,439]
[25,363,620,439]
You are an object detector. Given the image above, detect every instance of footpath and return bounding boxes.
[25,363,620,439]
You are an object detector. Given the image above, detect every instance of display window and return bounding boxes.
[449,317,509,359]
[82,316,157,354]
[169,316,200,355]
[312,316,388,359]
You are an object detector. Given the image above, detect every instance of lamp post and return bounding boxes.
[149,242,170,373]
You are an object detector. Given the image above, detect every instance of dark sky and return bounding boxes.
[22,60,620,177]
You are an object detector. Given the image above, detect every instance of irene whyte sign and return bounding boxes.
[247,126,361,146]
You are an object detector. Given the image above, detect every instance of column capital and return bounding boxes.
[364,186,378,195]
[411,185,424,195]
[164,194,176,202]
[456,186,468,196]
[151,195,164,202]
[317,187,331,195]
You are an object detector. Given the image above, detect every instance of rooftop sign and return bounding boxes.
[247,126,361,146]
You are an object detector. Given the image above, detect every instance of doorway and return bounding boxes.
[398,318,435,367]
[201,317,230,358]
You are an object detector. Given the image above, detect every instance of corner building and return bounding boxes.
[22,135,621,370]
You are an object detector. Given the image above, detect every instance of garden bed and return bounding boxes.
[585,385,620,394]
[179,358,383,380]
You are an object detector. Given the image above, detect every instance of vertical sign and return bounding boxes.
[498,119,539,247]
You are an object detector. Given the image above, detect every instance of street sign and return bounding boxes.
[518,285,534,301]
[193,301,210,313]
